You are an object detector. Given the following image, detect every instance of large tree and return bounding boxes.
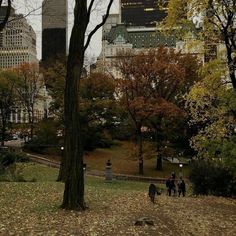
[60,0,114,210]
[0,70,16,146]
[80,72,117,149]
[116,47,200,173]
[42,57,66,120]
[165,0,236,88]
[14,63,44,140]
[186,59,236,171]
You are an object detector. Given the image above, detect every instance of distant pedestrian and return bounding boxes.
[171,172,176,180]
[166,175,176,196]
[106,159,112,166]
[178,177,186,197]
[148,183,161,203]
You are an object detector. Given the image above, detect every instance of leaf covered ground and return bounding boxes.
[0,164,235,236]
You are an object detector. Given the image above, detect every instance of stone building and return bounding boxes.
[97,16,175,78]
[0,7,51,126]
[0,7,38,69]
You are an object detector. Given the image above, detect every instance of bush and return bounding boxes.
[23,141,60,155]
[189,160,236,197]
[1,163,26,182]
[0,151,29,168]
[0,152,29,182]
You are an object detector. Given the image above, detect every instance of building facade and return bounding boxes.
[97,16,176,78]
[0,7,38,69]
[120,0,168,26]
[42,0,68,61]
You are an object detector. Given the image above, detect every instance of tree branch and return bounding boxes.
[87,0,96,21]
[84,0,114,51]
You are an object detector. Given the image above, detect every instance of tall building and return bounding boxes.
[42,0,68,61]
[0,7,38,69]
[0,6,14,23]
[120,0,168,26]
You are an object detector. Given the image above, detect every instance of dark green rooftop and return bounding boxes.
[104,24,176,49]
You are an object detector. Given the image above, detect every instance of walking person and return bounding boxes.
[178,177,186,197]
[166,177,172,196]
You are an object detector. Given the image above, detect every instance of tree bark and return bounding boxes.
[30,106,34,140]
[224,36,236,89]
[151,119,163,171]
[61,0,88,210]
[156,151,163,170]
[137,125,143,175]
[60,0,114,210]
[0,109,6,146]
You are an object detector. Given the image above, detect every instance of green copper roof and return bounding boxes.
[104,24,176,48]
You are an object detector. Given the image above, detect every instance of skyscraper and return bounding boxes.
[120,0,168,26]
[0,7,38,69]
[42,0,68,61]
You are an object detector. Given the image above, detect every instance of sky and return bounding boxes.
[11,0,120,60]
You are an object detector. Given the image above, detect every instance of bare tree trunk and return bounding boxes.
[137,125,143,175]
[225,38,236,89]
[57,156,64,182]
[27,110,34,140]
[156,150,163,170]
[0,110,6,146]
[61,0,88,210]
[30,107,34,140]
[151,119,163,171]
[60,0,114,210]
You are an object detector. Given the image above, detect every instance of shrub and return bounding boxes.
[2,163,26,182]
[23,141,59,155]
[189,160,236,197]
[0,151,29,171]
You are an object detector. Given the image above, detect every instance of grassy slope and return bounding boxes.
[0,164,235,235]
[29,141,190,178]
[84,141,190,178]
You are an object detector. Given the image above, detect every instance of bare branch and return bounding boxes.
[8,3,45,23]
[87,0,96,19]
[84,0,114,51]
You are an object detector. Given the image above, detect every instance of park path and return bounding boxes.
[25,152,168,183]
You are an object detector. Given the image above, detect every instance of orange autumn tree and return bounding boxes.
[14,63,44,140]
[148,48,201,170]
[116,47,200,174]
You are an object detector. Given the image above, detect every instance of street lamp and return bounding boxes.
[60,146,64,160]
[179,163,183,178]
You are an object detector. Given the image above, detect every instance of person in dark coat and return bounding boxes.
[178,177,186,197]
[166,178,172,196]
[148,183,161,203]
[166,175,176,196]
[106,159,112,166]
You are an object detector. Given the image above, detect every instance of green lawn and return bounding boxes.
[27,141,190,178]
[0,164,235,235]
[84,141,190,178]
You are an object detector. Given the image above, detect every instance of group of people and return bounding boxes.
[166,172,186,197]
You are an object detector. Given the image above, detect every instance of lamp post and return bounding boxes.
[60,146,64,160]
[105,159,112,182]
[179,163,183,178]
